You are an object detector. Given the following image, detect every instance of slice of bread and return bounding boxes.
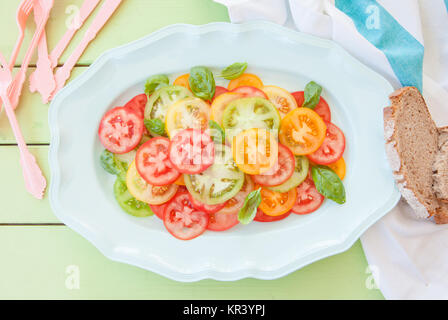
[433,127,448,202]
[384,86,448,224]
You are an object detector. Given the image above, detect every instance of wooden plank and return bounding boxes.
[0,146,57,223]
[0,67,87,145]
[0,0,229,66]
[0,226,383,299]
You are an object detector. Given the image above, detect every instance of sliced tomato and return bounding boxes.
[291,179,324,215]
[188,193,226,214]
[279,107,327,155]
[168,129,214,174]
[232,128,279,175]
[263,85,298,118]
[251,143,295,187]
[213,86,228,101]
[307,122,345,165]
[165,97,210,138]
[220,175,254,214]
[291,91,331,122]
[328,157,346,180]
[150,203,167,219]
[124,93,148,119]
[135,137,180,185]
[98,106,144,154]
[126,161,178,204]
[207,211,239,231]
[258,186,297,216]
[173,73,190,90]
[210,92,243,125]
[163,191,209,240]
[228,74,264,90]
[254,208,291,222]
[174,174,185,186]
[231,86,268,99]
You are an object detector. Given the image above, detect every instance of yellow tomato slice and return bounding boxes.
[228,73,263,90]
[165,97,210,138]
[263,85,298,118]
[126,162,178,204]
[174,174,186,186]
[232,128,278,175]
[279,108,327,155]
[210,92,243,125]
[258,185,297,216]
[173,73,190,90]
[328,157,346,180]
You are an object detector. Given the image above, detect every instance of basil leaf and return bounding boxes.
[100,149,127,180]
[238,188,262,224]
[302,81,322,109]
[189,66,215,100]
[208,120,225,144]
[220,62,247,80]
[144,118,166,136]
[144,74,169,95]
[311,165,346,204]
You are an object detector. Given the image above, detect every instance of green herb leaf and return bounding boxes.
[100,150,128,180]
[311,165,346,204]
[208,120,225,144]
[144,74,169,95]
[238,188,262,224]
[220,62,247,80]
[189,66,215,100]
[302,81,322,109]
[144,118,166,136]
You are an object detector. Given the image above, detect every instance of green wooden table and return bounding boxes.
[0,0,383,299]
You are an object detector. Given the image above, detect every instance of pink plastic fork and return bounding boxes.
[8,0,34,71]
[50,0,122,100]
[29,0,55,103]
[7,0,54,110]
[30,0,101,103]
[0,53,46,199]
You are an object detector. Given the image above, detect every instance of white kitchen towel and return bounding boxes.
[214,0,448,299]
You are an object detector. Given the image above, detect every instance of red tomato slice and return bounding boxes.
[291,179,324,215]
[231,86,268,99]
[150,204,167,219]
[135,137,180,185]
[98,106,144,154]
[188,193,226,214]
[291,91,331,122]
[163,192,209,240]
[124,93,147,119]
[254,208,291,222]
[207,211,239,231]
[168,129,215,174]
[251,144,295,187]
[307,122,345,165]
[212,86,228,101]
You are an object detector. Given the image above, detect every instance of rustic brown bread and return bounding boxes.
[433,127,448,203]
[384,87,448,224]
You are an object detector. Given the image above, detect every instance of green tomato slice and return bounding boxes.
[268,155,309,193]
[184,144,244,205]
[113,178,153,217]
[221,97,281,142]
[144,85,192,133]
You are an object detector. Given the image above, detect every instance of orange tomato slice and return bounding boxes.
[263,85,298,118]
[328,157,346,180]
[258,185,297,216]
[232,128,278,175]
[228,73,263,90]
[279,108,327,155]
[210,92,243,125]
[173,74,190,90]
